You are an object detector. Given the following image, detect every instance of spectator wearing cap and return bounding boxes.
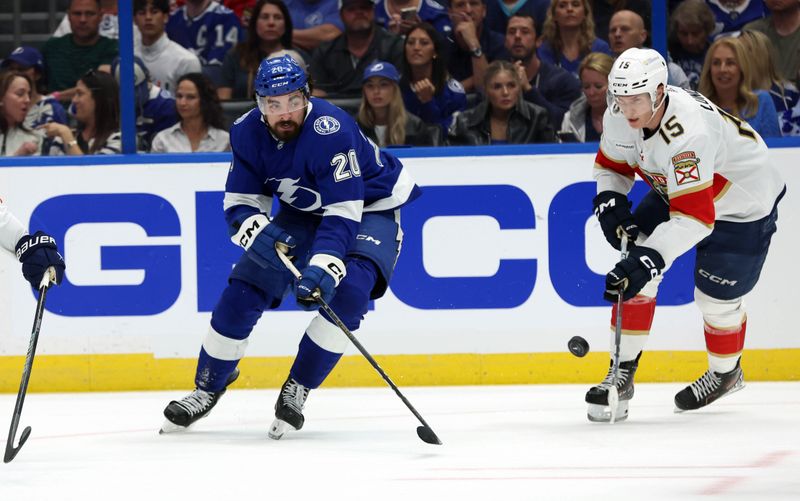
[1,46,68,130]
[42,0,119,99]
[110,56,179,151]
[134,0,202,95]
[447,0,509,93]
[285,0,344,52]
[374,0,452,38]
[504,13,581,129]
[401,22,467,131]
[608,10,690,88]
[219,0,306,100]
[151,72,231,152]
[310,0,404,98]
[357,61,442,146]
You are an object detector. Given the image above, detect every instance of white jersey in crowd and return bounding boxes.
[0,198,26,255]
[0,127,43,157]
[594,85,785,268]
[135,33,202,95]
[150,122,230,153]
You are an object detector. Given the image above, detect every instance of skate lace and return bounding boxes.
[597,365,630,390]
[281,379,309,413]
[177,389,215,416]
[689,371,722,400]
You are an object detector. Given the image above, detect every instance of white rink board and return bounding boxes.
[0,149,797,358]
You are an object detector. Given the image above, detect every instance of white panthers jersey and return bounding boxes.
[594,85,785,267]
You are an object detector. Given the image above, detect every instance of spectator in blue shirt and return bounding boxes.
[285,0,344,51]
[401,22,467,131]
[539,0,612,77]
[504,13,582,130]
[484,0,550,37]
[699,36,781,138]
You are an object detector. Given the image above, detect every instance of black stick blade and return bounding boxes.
[416,426,442,445]
[4,426,32,463]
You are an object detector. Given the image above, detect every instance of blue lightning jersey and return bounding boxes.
[166,1,244,66]
[225,98,422,261]
[374,0,452,38]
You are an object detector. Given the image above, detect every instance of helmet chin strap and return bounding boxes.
[645,90,667,127]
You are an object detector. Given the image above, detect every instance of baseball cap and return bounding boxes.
[362,61,400,83]
[339,0,374,10]
[1,46,44,72]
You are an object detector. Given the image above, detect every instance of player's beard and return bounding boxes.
[269,119,302,141]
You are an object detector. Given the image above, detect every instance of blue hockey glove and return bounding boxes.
[604,246,664,302]
[594,191,639,250]
[15,231,65,289]
[296,254,346,311]
[230,213,295,269]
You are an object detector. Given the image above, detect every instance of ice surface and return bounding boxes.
[1,383,799,500]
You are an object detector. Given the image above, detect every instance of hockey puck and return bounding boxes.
[568,336,590,357]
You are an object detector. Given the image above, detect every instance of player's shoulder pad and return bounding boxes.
[447,78,466,94]
[230,108,261,142]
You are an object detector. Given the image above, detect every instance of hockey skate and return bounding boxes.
[586,353,641,423]
[268,377,310,440]
[674,358,744,412]
[160,368,240,433]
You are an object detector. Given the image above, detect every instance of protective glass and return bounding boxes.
[256,92,307,116]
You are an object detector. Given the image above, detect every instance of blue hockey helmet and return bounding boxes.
[253,54,309,98]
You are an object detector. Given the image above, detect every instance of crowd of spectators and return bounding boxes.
[1,0,798,157]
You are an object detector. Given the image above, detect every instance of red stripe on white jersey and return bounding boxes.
[595,148,635,178]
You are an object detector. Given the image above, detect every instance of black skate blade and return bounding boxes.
[416,426,442,445]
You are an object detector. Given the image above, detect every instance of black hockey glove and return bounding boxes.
[604,246,664,302]
[15,231,65,289]
[593,191,639,250]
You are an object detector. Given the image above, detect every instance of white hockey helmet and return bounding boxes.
[607,48,668,115]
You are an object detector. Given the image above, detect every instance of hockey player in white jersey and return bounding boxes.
[0,200,65,290]
[587,47,785,422]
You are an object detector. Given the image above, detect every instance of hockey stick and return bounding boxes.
[276,246,442,445]
[608,233,629,425]
[4,268,54,463]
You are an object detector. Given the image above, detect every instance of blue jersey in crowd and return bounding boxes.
[401,78,467,132]
[226,97,421,260]
[707,0,765,36]
[138,86,179,151]
[24,96,68,129]
[167,1,244,65]
[374,0,452,38]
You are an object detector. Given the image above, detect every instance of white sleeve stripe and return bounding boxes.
[306,314,349,354]
[223,192,272,215]
[365,168,415,212]
[322,200,363,222]
[202,326,249,361]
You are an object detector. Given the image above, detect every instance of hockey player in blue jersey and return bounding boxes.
[161,54,422,439]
